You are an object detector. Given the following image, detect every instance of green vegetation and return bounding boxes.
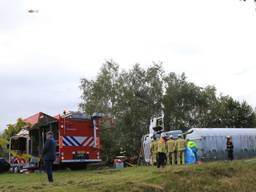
[1,159,256,192]
[0,118,30,142]
[79,61,256,160]
[0,118,30,157]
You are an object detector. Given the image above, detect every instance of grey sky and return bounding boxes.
[1,0,256,131]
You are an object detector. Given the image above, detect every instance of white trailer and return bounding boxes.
[186,128,256,161]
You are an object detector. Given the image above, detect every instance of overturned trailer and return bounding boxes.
[186,128,256,161]
[10,111,102,168]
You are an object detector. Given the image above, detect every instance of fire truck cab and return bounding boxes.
[17,111,102,167]
[57,111,101,163]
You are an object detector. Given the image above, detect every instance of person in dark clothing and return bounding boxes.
[42,131,56,182]
[226,136,234,161]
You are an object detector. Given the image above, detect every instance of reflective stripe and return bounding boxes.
[61,159,102,163]
[70,136,81,146]
[89,140,94,147]
[63,136,94,147]
[64,136,76,146]
[82,137,93,147]
[62,139,69,146]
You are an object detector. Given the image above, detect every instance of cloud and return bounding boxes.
[1,0,256,130]
[0,0,33,32]
[234,66,256,76]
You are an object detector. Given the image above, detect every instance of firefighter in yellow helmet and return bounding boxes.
[167,135,176,165]
[157,132,167,168]
[176,134,186,165]
[150,135,158,165]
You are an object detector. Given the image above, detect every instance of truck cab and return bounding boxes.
[10,111,102,171]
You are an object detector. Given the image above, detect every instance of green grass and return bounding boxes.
[1,159,256,192]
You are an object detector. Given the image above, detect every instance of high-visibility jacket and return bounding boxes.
[157,138,167,153]
[167,139,176,153]
[150,140,158,154]
[176,138,186,151]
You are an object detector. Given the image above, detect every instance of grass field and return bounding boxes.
[1,159,256,192]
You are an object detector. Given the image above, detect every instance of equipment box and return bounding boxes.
[113,159,124,169]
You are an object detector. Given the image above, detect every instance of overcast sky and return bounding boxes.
[1,0,256,131]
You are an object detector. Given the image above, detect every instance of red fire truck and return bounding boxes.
[56,111,101,163]
[10,111,102,168]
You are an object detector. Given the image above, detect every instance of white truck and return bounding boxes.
[141,116,182,164]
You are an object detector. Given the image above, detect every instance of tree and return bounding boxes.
[79,60,119,115]
[79,61,256,160]
[1,118,30,142]
[79,61,164,159]
[214,96,256,128]
[79,61,121,160]
[0,118,29,158]
[0,137,8,157]
[113,63,163,157]
[163,73,209,131]
[163,73,256,130]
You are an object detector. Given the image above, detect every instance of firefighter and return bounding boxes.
[150,135,158,165]
[226,136,234,161]
[157,133,167,168]
[176,134,186,165]
[167,135,176,165]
